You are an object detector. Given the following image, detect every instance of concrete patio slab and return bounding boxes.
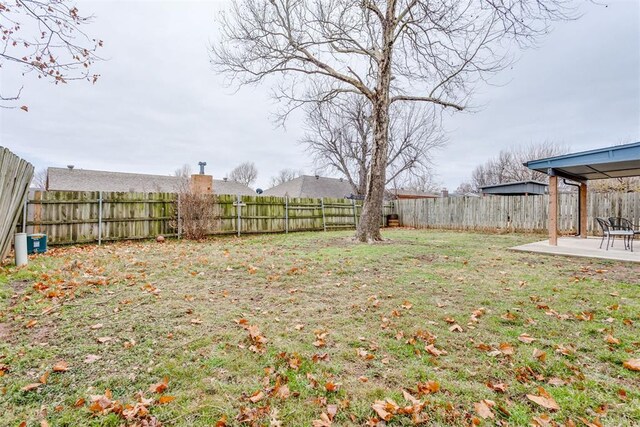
[511,236,640,263]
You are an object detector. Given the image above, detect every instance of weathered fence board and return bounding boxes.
[396,193,640,234]
[18,191,395,245]
[0,147,35,258]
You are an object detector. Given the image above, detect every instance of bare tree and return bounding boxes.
[30,168,47,189]
[270,168,304,187]
[303,94,444,196]
[461,141,569,191]
[392,170,441,194]
[0,0,102,107]
[229,162,258,187]
[173,164,192,193]
[212,0,574,241]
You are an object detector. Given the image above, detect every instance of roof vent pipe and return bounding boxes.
[198,162,207,175]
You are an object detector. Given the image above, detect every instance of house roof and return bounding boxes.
[389,188,440,198]
[525,142,640,181]
[46,167,256,195]
[263,175,356,199]
[480,180,548,196]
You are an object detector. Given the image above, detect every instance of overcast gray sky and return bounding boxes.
[1,0,639,192]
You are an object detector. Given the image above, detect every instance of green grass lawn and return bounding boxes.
[0,229,638,426]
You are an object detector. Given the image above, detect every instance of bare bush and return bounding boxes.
[171,178,220,240]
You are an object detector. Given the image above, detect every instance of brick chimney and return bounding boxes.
[190,162,213,194]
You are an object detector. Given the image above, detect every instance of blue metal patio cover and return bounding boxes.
[525,142,640,181]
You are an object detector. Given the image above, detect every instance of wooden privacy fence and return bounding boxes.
[18,191,395,245]
[0,147,34,258]
[396,192,640,234]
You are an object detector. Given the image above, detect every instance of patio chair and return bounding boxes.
[597,217,633,252]
[609,217,639,251]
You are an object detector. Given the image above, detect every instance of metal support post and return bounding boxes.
[177,194,182,239]
[321,198,327,232]
[98,191,103,245]
[285,197,289,234]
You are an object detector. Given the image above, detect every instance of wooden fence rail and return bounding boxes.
[18,191,395,245]
[396,192,640,234]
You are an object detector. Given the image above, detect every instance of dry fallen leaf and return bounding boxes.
[52,361,69,373]
[623,359,640,371]
[499,342,514,355]
[527,387,560,411]
[371,401,393,421]
[90,323,103,330]
[533,348,547,362]
[518,333,536,344]
[449,324,463,332]
[474,400,495,419]
[158,395,176,404]
[84,354,101,364]
[605,334,620,345]
[149,377,169,394]
[22,383,42,392]
[249,390,265,403]
[312,412,333,427]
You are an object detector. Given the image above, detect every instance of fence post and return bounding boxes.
[236,194,242,237]
[352,198,357,229]
[98,191,103,245]
[285,196,289,234]
[321,198,327,232]
[177,194,182,239]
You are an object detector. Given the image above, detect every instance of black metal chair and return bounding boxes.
[597,217,634,251]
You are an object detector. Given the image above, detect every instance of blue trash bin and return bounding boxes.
[27,234,47,254]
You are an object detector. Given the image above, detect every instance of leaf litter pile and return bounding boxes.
[0,230,638,426]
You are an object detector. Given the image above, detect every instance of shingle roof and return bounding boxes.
[388,188,440,198]
[263,175,356,199]
[46,167,256,196]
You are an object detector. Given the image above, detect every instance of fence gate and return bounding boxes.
[0,147,34,260]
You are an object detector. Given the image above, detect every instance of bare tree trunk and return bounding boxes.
[356,99,389,242]
[356,6,394,242]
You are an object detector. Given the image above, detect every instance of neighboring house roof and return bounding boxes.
[46,167,256,195]
[215,179,257,196]
[389,188,440,199]
[263,175,357,199]
[480,180,548,196]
